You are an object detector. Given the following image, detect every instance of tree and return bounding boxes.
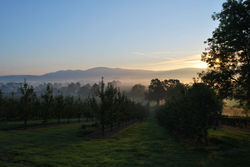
[77,84,91,98]
[130,84,146,100]
[64,96,74,123]
[187,83,222,143]
[83,97,94,122]
[90,83,99,97]
[0,90,5,123]
[104,83,118,131]
[75,97,83,123]
[54,94,64,123]
[20,81,36,129]
[41,84,53,123]
[162,79,186,101]
[146,79,165,105]
[98,77,106,135]
[200,0,250,111]
[157,83,222,144]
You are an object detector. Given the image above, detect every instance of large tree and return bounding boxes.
[146,79,165,105]
[200,0,250,110]
[162,79,186,101]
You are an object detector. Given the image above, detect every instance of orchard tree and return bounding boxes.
[146,78,165,105]
[98,77,106,135]
[162,79,186,101]
[105,83,118,131]
[54,94,64,123]
[130,84,146,100]
[20,81,36,129]
[41,84,53,123]
[64,96,74,123]
[200,0,250,111]
[0,90,5,122]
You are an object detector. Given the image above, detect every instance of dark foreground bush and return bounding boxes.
[157,83,222,144]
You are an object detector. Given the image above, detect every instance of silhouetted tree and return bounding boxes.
[41,84,53,123]
[157,83,222,144]
[0,90,5,123]
[98,77,106,135]
[162,79,186,101]
[54,94,64,123]
[75,97,83,122]
[199,0,250,111]
[89,97,99,124]
[146,79,165,105]
[77,84,91,98]
[105,83,118,131]
[130,84,146,100]
[90,83,99,97]
[64,96,74,123]
[20,81,36,129]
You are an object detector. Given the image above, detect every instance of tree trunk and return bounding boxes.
[102,124,105,136]
[157,99,160,106]
[24,119,27,129]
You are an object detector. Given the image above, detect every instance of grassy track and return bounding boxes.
[0,113,250,167]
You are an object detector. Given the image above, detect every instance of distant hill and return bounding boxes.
[0,67,203,85]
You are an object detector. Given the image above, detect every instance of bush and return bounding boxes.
[157,83,222,144]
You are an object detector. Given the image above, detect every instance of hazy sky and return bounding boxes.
[0,0,225,75]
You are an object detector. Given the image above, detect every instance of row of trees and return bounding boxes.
[0,83,93,129]
[0,79,148,130]
[89,77,148,135]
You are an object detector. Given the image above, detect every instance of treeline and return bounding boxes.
[0,82,102,98]
[221,116,250,128]
[0,79,148,131]
[150,79,222,144]
[0,81,147,103]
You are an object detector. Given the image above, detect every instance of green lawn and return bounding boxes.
[0,114,250,167]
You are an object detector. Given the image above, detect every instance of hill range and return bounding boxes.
[0,67,203,85]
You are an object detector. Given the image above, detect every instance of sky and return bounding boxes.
[0,0,226,75]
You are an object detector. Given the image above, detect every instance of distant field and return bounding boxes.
[0,113,250,167]
[222,106,246,117]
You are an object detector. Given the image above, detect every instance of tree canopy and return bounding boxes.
[200,0,250,110]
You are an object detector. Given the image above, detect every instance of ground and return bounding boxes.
[0,113,250,167]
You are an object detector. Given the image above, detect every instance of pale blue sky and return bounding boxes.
[0,0,225,75]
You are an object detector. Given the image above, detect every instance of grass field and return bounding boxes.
[0,118,88,130]
[0,113,250,167]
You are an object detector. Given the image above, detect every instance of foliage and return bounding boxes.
[19,81,37,129]
[146,78,165,105]
[129,84,146,100]
[157,83,222,143]
[163,79,186,101]
[199,0,250,111]
[146,78,185,105]
[54,94,64,123]
[41,84,53,123]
